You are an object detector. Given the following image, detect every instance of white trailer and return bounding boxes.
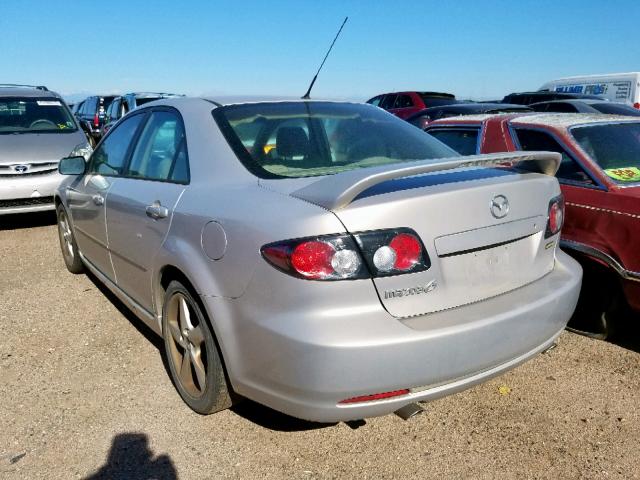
[539,72,640,108]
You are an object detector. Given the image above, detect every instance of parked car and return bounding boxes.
[0,85,91,215]
[366,91,457,119]
[530,99,640,116]
[55,98,581,422]
[102,92,183,135]
[426,112,639,338]
[502,91,606,105]
[75,95,116,145]
[539,72,640,108]
[406,103,532,129]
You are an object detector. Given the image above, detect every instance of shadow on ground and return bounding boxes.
[83,433,177,480]
[0,211,56,230]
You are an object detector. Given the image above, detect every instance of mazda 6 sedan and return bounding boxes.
[54,97,582,422]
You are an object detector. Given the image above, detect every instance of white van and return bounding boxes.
[539,72,640,108]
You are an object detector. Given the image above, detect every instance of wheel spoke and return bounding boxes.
[168,322,186,348]
[179,349,193,385]
[190,349,206,391]
[178,296,192,331]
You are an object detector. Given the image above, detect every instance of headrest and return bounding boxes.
[276,126,309,158]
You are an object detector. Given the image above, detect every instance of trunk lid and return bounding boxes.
[288,152,562,318]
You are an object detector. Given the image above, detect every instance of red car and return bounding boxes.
[366,91,456,119]
[425,113,640,338]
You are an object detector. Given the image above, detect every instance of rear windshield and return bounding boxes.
[420,95,458,108]
[136,97,161,106]
[0,97,77,134]
[591,103,640,116]
[570,122,640,184]
[213,102,458,179]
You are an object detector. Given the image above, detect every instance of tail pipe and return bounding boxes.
[394,402,424,420]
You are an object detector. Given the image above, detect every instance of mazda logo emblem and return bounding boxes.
[490,194,509,219]
[13,164,30,174]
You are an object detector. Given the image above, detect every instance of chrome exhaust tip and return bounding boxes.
[542,342,558,354]
[394,402,424,421]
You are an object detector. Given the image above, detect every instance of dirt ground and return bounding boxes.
[1,212,639,480]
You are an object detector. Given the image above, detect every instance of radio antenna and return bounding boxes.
[302,16,348,99]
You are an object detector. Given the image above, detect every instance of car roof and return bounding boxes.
[430,112,640,128]
[509,112,640,128]
[0,86,61,98]
[123,92,184,99]
[530,99,606,106]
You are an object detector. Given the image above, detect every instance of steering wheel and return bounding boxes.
[29,119,57,129]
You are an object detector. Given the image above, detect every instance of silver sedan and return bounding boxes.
[55,97,582,422]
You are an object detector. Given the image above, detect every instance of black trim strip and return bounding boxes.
[438,233,532,258]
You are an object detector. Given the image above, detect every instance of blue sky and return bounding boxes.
[3,0,639,102]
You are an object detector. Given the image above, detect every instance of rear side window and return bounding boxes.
[419,95,457,108]
[394,95,413,108]
[380,95,397,109]
[126,111,189,183]
[514,128,594,185]
[90,113,145,176]
[427,128,479,155]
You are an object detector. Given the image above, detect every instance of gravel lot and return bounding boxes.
[1,213,639,480]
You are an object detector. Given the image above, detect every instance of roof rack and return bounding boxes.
[0,84,49,91]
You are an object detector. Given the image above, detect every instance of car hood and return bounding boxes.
[0,131,87,165]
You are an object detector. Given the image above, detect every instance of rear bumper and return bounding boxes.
[0,172,61,215]
[205,250,582,422]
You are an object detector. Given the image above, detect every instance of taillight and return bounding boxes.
[93,113,99,127]
[634,102,640,109]
[545,194,564,238]
[261,228,430,281]
[261,234,367,280]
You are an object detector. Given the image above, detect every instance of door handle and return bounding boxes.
[145,201,169,220]
[92,194,104,206]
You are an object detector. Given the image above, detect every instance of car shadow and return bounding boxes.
[85,272,337,432]
[611,311,640,354]
[83,432,177,480]
[0,211,56,230]
[230,400,337,432]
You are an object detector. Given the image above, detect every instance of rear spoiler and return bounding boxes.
[292,151,561,210]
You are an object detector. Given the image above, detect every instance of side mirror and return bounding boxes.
[59,156,86,175]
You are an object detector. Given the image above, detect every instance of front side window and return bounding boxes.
[126,110,189,183]
[0,97,78,134]
[427,128,479,156]
[367,96,383,107]
[570,122,640,184]
[213,101,458,179]
[90,113,145,176]
[514,128,594,185]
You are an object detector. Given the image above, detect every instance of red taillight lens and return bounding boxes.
[339,389,410,404]
[93,113,99,127]
[545,194,564,238]
[389,233,421,270]
[261,229,430,280]
[261,234,366,281]
[634,102,640,109]
[291,241,335,279]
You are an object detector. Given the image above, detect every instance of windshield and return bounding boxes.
[0,97,77,134]
[571,122,640,184]
[213,102,458,179]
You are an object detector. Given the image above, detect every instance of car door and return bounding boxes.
[67,112,146,280]
[105,108,189,312]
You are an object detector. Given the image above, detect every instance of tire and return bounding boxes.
[566,258,620,340]
[56,204,84,274]
[162,280,232,414]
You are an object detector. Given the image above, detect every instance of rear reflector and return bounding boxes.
[339,389,410,404]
